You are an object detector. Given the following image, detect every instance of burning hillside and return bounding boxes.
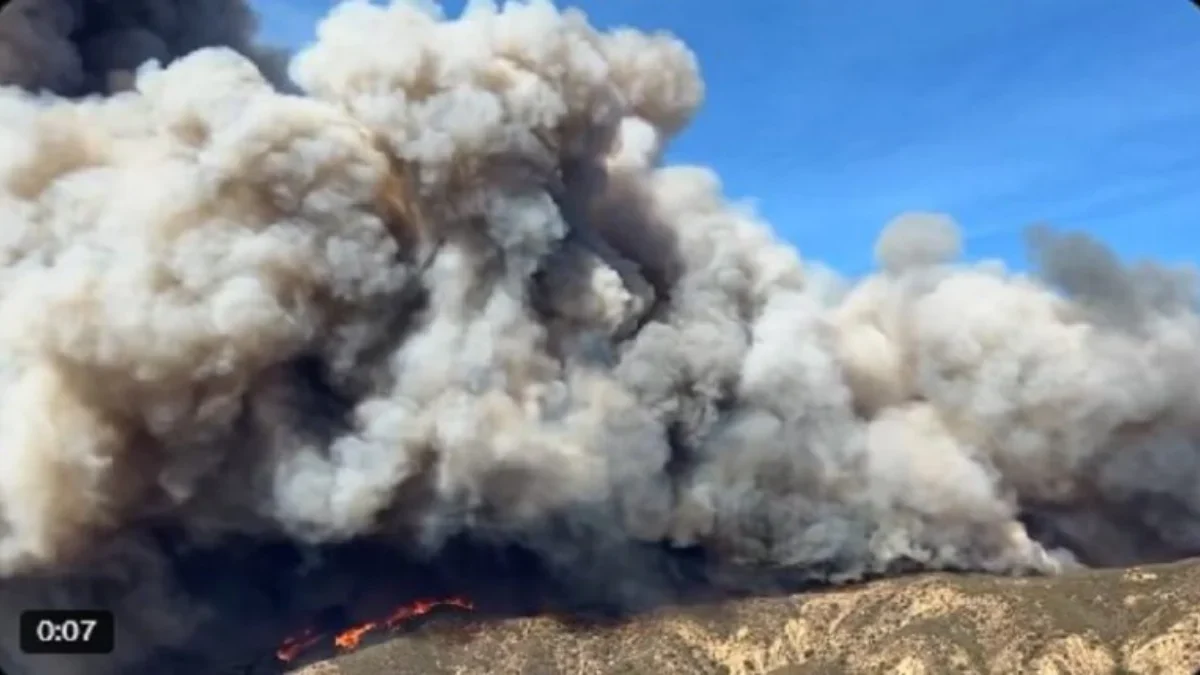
[276,597,473,663]
[1,0,1199,674]
[287,557,1200,675]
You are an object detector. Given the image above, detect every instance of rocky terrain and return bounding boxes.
[288,559,1200,675]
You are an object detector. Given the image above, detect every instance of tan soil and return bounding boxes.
[289,558,1200,675]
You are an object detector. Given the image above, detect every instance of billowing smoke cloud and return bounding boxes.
[0,0,289,94]
[1,0,1198,672]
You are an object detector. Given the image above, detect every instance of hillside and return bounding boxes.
[288,558,1200,675]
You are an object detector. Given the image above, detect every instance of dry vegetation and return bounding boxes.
[289,558,1200,675]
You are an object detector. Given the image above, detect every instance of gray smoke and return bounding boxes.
[1,0,1198,672]
[0,0,289,94]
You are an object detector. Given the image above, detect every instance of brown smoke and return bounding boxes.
[0,1,1197,673]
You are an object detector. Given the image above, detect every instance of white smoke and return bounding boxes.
[0,0,1198,672]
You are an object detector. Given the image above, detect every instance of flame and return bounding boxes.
[276,628,322,662]
[383,596,473,628]
[276,596,474,663]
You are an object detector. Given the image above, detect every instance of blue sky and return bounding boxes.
[251,0,1200,274]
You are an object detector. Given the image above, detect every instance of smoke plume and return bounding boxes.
[0,0,289,94]
[1,0,1198,672]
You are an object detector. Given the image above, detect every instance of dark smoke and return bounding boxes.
[0,0,289,95]
[1,1,1199,673]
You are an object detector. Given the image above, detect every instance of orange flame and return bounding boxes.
[276,628,323,662]
[276,596,474,662]
[332,621,377,651]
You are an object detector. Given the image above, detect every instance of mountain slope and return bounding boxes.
[288,558,1200,675]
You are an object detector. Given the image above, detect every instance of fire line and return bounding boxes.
[276,597,474,663]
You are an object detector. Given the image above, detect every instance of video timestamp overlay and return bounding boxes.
[19,610,115,655]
